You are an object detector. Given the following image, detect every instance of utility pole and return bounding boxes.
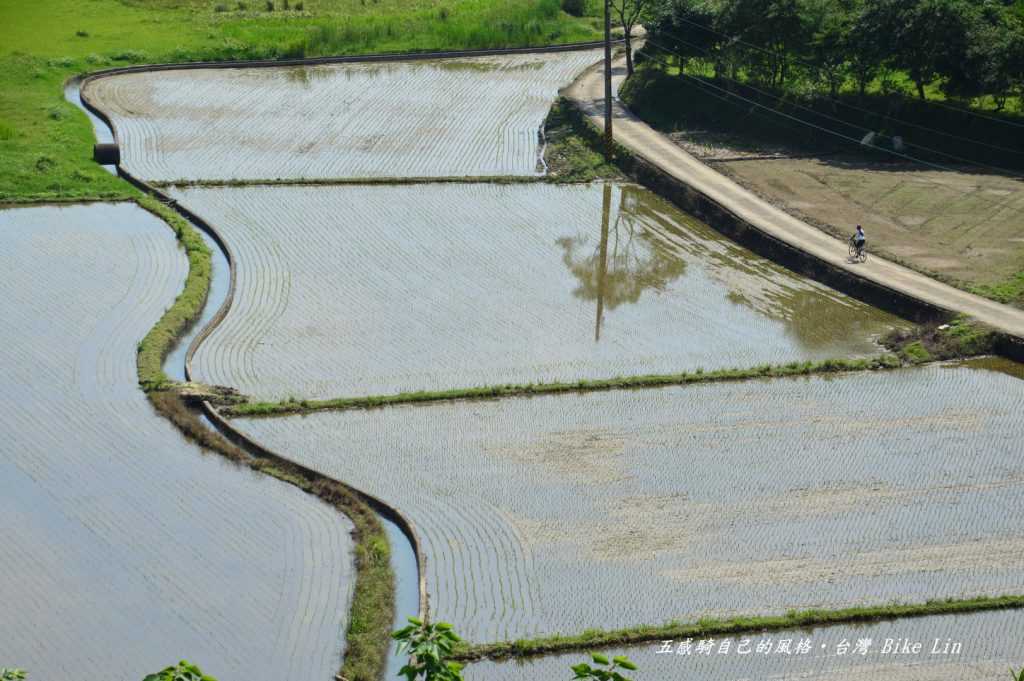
[594,183,612,342]
[603,0,613,160]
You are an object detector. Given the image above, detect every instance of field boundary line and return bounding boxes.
[454,594,1024,661]
[77,39,619,81]
[223,355,916,418]
[154,176,551,188]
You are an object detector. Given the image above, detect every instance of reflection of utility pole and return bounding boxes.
[595,183,612,342]
[603,0,613,160]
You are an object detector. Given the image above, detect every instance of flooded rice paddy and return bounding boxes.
[0,204,354,680]
[83,51,601,182]
[465,608,1024,680]
[235,362,1024,642]
[169,182,903,401]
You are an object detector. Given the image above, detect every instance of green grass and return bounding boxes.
[973,271,1024,308]
[0,0,603,202]
[134,191,394,678]
[224,355,905,418]
[135,196,212,391]
[541,98,623,182]
[455,594,1024,660]
[884,316,1000,365]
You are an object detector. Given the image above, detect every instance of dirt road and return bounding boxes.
[565,58,1024,340]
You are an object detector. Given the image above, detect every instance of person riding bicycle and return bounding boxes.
[851,225,866,256]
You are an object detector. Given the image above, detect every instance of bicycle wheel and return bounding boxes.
[848,241,857,258]
[858,249,868,263]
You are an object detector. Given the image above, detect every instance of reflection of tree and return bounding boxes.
[558,184,687,340]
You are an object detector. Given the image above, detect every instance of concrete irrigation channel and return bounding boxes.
[463,608,1024,681]
[165,182,903,401]
[233,361,1024,643]
[0,203,355,680]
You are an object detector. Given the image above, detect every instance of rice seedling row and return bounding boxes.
[0,203,355,681]
[83,51,603,183]
[233,363,1024,643]
[167,182,904,401]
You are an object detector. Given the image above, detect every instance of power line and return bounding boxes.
[656,13,1024,139]
[639,40,1022,215]
[645,30,1024,176]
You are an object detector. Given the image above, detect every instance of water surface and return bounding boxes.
[84,51,602,181]
[170,182,906,401]
[0,203,355,681]
[235,363,1024,642]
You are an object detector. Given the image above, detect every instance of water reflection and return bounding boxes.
[558,184,687,341]
[559,183,905,351]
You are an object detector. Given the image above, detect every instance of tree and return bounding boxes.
[806,0,855,98]
[717,0,807,88]
[943,3,1023,108]
[611,0,653,76]
[393,618,464,681]
[845,0,884,98]
[570,653,638,680]
[142,661,217,681]
[645,0,721,75]
[858,0,978,100]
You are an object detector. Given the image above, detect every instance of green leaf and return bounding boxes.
[571,662,593,676]
[591,653,610,665]
[614,657,638,671]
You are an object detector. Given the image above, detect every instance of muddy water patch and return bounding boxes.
[168,182,904,401]
[83,51,601,182]
[233,364,1024,642]
[0,203,355,681]
[464,609,1024,681]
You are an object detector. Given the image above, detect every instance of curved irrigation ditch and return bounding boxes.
[0,202,356,681]
[69,73,427,680]
[72,41,1024,675]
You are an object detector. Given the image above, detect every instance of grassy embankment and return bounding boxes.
[0,0,604,203]
[128,198,394,680]
[455,595,1024,660]
[883,316,1001,365]
[616,62,1024,308]
[133,203,394,680]
[227,355,907,417]
[542,98,623,182]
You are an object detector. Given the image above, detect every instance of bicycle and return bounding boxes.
[848,236,867,263]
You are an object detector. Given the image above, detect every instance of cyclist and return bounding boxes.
[850,225,866,259]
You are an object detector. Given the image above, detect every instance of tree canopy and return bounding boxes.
[643,0,1024,105]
